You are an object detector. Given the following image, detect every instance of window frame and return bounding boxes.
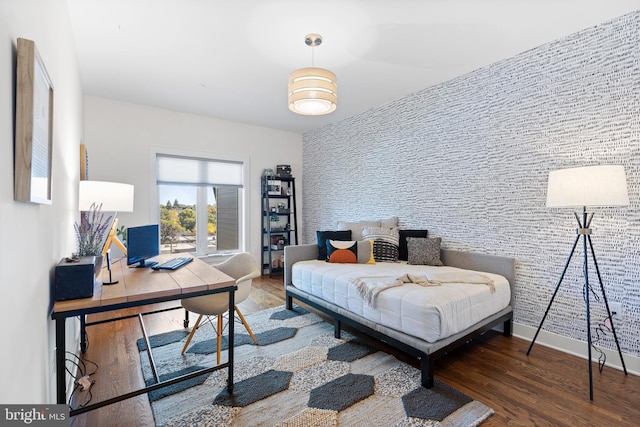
[150,147,250,257]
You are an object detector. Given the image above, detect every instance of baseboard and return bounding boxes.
[513,322,640,376]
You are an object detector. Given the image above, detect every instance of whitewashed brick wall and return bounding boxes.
[302,12,640,357]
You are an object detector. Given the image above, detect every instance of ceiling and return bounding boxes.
[67,0,639,135]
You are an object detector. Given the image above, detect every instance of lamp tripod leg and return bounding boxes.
[527,233,581,356]
[534,207,627,400]
[586,235,628,376]
[582,231,594,401]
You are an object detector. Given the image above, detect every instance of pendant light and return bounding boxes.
[288,34,337,115]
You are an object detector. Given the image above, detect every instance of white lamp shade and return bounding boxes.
[79,180,135,212]
[288,67,337,115]
[546,165,629,208]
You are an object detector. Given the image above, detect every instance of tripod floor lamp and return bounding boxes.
[527,165,629,400]
[79,180,135,284]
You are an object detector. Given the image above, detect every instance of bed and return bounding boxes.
[284,243,515,388]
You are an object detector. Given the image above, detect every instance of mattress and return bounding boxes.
[291,260,511,343]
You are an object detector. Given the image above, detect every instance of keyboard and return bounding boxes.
[152,257,194,270]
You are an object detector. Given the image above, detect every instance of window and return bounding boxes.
[156,153,244,256]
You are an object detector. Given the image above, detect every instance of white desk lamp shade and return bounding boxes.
[78,181,134,212]
[546,165,629,208]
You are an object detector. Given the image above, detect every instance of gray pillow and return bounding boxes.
[407,237,443,266]
[357,240,375,264]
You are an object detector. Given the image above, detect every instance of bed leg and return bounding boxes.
[334,319,342,338]
[503,319,513,337]
[286,295,293,310]
[421,357,434,388]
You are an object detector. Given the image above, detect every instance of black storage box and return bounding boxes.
[276,164,291,176]
[55,256,96,301]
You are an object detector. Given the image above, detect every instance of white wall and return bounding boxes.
[82,96,303,262]
[0,0,83,403]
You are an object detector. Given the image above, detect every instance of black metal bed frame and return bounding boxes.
[286,291,513,388]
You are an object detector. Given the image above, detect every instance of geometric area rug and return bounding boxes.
[137,305,494,426]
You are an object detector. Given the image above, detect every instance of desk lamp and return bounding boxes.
[527,165,628,400]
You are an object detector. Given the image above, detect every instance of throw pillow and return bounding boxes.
[361,226,400,246]
[362,226,400,262]
[407,237,443,266]
[373,240,400,262]
[316,230,352,260]
[398,229,429,261]
[336,217,399,241]
[357,240,375,264]
[327,240,358,263]
[379,216,399,229]
[337,220,381,241]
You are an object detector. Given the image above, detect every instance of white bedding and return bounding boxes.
[291,260,511,343]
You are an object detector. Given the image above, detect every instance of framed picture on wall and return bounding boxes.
[267,180,282,196]
[80,144,88,180]
[14,37,54,204]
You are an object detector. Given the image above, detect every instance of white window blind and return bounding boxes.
[156,154,243,187]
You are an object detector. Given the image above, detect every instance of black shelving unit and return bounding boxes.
[261,175,298,276]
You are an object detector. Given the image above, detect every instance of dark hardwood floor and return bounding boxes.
[69,275,640,426]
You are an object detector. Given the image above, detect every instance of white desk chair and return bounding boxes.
[181,252,260,363]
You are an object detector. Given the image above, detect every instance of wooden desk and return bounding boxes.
[52,255,237,416]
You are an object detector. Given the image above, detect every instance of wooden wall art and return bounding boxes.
[15,37,54,204]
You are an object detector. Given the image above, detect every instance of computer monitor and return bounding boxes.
[126,224,160,268]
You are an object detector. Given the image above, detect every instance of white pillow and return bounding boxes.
[337,220,380,241]
[361,226,400,246]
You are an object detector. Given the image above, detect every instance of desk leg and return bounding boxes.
[227,289,235,393]
[55,317,66,404]
[80,314,87,353]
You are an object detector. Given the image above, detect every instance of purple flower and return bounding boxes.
[74,203,113,256]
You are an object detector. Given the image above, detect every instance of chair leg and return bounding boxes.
[181,314,203,356]
[235,306,258,345]
[217,315,223,365]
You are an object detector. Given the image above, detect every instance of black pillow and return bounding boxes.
[316,230,352,260]
[398,229,428,261]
